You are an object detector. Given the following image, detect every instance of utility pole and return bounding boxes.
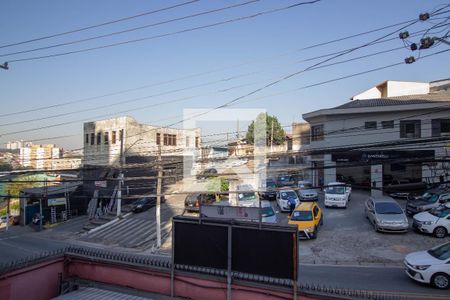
[117,129,124,216]
[156,139,162,248]
[40,178,47,231]
[6,191,10,231]
[270,120,274,153]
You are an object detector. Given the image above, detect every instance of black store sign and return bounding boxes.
[332,150,435,163]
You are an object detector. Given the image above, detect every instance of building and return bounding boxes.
[83,116,201,167]
[6,140,32,150]
[301,79,450,193]
[19,144,62,170]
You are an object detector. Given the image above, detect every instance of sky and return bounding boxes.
[0,0,449,150]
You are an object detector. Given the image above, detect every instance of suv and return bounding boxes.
[413,204,450,238]
[297,180,318,201]
[288,202,323,239]
[406,188,450,216]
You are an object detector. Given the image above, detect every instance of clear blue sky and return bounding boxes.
[1,0,449,150]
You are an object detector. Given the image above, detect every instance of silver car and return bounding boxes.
[365,196,409,233]
[297,181,318,201]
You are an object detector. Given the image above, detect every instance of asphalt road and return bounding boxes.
[299,264,450,299]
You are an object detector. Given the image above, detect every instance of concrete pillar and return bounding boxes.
[371,164,383,197]
[229,179,238,206]
[324,154,336,186]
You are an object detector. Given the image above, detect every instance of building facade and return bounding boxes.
[83,116,201,167]
[19,144,62,170]
[301,79,450,193]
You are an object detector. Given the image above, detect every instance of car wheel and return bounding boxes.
[431,273,450,289]
[320,217,323,226]
[433,226,448,238]
[311,227,317,239]
[373,223,379,232]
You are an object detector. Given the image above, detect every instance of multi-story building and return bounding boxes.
[83,116,201,167]
[19,144,62,170]
[6,140,32,150]
[300,79,450,193]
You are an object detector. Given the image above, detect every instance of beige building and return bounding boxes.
[19,144,62,170]
[83,116,202,166]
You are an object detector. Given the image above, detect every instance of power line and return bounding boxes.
[0,0,201,50]
[6,1,321,64]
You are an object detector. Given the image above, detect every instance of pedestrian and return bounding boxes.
[288,197,296,214]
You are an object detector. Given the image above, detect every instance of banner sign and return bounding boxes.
[48,197,66,206]
[94,180,107,188]
[200,205,260,221]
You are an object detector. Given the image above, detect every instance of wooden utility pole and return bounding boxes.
[156,141,162,248]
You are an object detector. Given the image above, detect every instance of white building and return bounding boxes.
[6,140,32,150]
[300,79,450,193]
[19,144,63,170]
[83,116,202,166]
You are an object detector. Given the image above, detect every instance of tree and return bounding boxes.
[245,113,285,146]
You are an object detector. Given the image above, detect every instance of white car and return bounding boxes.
[260,200,277,223]
[324,182,351,208]
[237,184,259,208]
[404,242,450,289]
[276,189,300,212]
[413,204,450,238]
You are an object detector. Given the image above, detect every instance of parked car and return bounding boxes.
[131,196,162,213]
[413,203,450,238]
[184,193,216,212]
[237,184,259,207]
[277,175,296,187]
[365,196,409,233]
[260,200,277,223]
[260,179,277,200]
[404,242,450,289]
[324,182,351,208]
[288,202,323,239]
[384,178,428,199]
[196,168,218,181]
[276,189,300,212]
[406,188,450,216]
[0,215,8,224]
[297,180,318,201]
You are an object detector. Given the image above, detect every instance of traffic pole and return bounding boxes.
[156,142,162,248]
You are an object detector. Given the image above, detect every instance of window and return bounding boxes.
[381,120,394,129]
[432,119,450,137]
[400,120,421,138]
[90,133,95,145]
[156,133,161,145]
[104,132,109,144]
[365,121,377,129]
[311,125,324,141]
[313,206,319,217]
[163,134,177,146]
[111,131,116,144]
[97,132,101,145]
[186,136,189,147]
[85,134,89,144]
[195,137,200,148]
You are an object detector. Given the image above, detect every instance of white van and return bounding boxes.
[324,182,351,208]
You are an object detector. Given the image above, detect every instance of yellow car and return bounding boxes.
[288,202,323,239]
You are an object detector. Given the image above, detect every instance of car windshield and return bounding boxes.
[279,176,292,182]
[375,202,403,214]
[291,211,313,221]
[325,186,346,194]
[427,243,450,260]
[280,191,297,199]
[421,192,439,203]
[429,207,450,218]
[299,183,313,189]
[261,206,275,217]
[266,181,276,188]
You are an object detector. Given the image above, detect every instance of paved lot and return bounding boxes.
[274,190,450,265]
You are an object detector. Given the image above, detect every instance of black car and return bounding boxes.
[277,175,296,187]
[131,196,163,213]
[185,193,216,212]
[196,168,218,180]
[406,188,450,216]
[260,179,277,200]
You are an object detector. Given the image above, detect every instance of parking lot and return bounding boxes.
[273,190,450,265]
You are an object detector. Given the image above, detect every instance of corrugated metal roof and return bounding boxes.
[54,287,152,300]
[334,91,450,109]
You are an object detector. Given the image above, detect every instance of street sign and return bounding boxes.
[94,180,107,188]
[200,205,260,221]
[48,197,66,206]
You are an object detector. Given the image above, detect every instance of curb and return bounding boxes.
[82,212,132,236]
